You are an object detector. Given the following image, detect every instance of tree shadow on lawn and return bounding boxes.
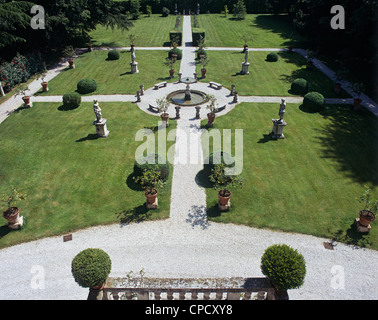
[315,105,378,186]
[331,224,373,249]
[116,204,152,225]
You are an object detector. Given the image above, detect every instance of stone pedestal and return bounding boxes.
[271,119,287,139]
[146,197,158,210]
[8,215,24,230]
[93,119,109,138]
[354,218,372,233]
[241,62,250,75]
[130,62,139,74]
[218,199,231,211]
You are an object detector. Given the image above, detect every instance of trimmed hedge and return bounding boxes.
[291,78,309,95]
[192,28,205,47]
[266,52,278,62]
[169,31,182,46]
[62,92,81,109]
[77,78,97,94]
[71,248,112,288]
[107,50,120,60]
[168,48,183,60]
[260,244,306,291]
[134,153,170,182]
[303,91,325,112]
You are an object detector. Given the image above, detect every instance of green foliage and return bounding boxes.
[62,92,81,109]
[266,52,278,62]
[192,29,206,47]
[169,31,182,46]
[197,49,207,60]
[162,7,170,17]
[77,78,97,94]
[71,248,112,288]
[146,5,152,17]
[134,153,170,182]
[233,0,247,20]
[303,91,324,112]
[291,78,309,95]
[209,163,243,191]
[133,168,165,193]
[130,0,141,20]
[260,244,306,291]
[168,48,182,60]
[1,187,26,210]
[358,185,378,214]
[107,49,120,60]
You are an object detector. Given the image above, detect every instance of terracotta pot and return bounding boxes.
[41,81,48,92]
[359,210,375,227]
[161,113,169,127]
[353,98,362,109]
[68,59,75,68]
[3,207,20,224]
[145,189,158,204]
[201,68,207,78]
[334,83,341,94]
[169,69,175,78]
[207,112,215,126]
[22,96,31,105]
[218,190,231,206]
[91,281,106,291]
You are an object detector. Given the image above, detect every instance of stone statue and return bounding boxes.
[93,99,102,122]
[131,51,136,63]
[244,48,249,63]
[278,98,286,122]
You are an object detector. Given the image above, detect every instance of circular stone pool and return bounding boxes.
[167,90,208,106]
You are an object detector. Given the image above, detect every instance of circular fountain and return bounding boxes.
[167,76,208,106]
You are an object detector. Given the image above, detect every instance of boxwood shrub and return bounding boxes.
[291,78,309,95]
[62,92,81,109]
[77,78,97,94]
[168,48,183,60]
[169,31,182,46]
[260,244,306,291]
[192,28,205,47]
[303,91,325,112]
[134,153,170,182]
[266,52,279,62]
[71,248,112,288]
[107,50,120,60]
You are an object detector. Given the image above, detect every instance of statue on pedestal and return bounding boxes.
[278,98,286,123]
[93,99,102,122]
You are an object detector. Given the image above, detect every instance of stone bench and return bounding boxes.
[215,105,226,113]
[148,104,159,113]
[209,82,222,90]
[154,82,167,90]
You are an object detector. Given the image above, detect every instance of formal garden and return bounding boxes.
[0,1,377,252]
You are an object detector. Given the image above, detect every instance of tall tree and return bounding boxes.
[233,0,247,20]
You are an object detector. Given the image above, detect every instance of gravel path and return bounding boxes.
[0,16,377,301]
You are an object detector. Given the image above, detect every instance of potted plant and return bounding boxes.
[40,72,48,92]
[71,248,112,290]
[1,187,26,229]
[199,56,209,78]
[15,86,31,107]
[241,35,253,53]
[133,167,165,207]
[156,97,170,127]
[357,185,377,229]
[62,45,76,69]
[164,57,176,78]
[129,34,137,49]
[206,95,218,127]
[351,82,364,110]
[333,69,348,94]
[88,43,93,52]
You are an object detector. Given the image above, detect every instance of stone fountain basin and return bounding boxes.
[167,90,208,107]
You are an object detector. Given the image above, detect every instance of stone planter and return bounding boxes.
[88,44,93,52]
[22,96,32,108]
[207,112,215,127]
[353,98,362,109]
[359,210,375,227]
[161,113,169,127]
[145,189,158,209]
[169,69,175,79]
[334,83,341,94]
[201,68,207,78]
[218,190,231,211]
[68,59,75,69]
[3,207,24,230]
[41,81,49,92]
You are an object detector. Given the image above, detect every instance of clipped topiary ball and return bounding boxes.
[77,78,97,94]
[261,244,306,291]
[303,91,325,112]
[62,92,81,109]
[71,248,112,288]
[168,48,183,60]
[291,78,309,95]
[107,49,120,60]
[134,153,170,182]
[267,52,279,62]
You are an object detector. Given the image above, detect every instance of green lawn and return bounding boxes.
[196,50,350,98]
[0,102,175,248]
[201,103,378,249]
[89,14,179,47]
[197,14,308,48]
[36,50,181,96]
